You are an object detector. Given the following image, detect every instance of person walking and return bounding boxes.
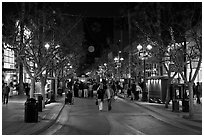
[111,81,117,100]
[73,81,79,97]
[9,82,14,97]
[131,81,136,101]
[25,84,30,98]
[124,83,128,98]
[84,83,89,98]
[78,81,83,98]
[88,82,93,98]
[106,83,113,111]
[97,83,105,111]
[196,82,201,104]
[3,83,10,104]
[136,82,142,101]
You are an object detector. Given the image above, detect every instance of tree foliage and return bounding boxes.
[2,3,85,102]
[3,3,85,77]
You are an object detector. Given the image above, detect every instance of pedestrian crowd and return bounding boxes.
[64,79,146,111]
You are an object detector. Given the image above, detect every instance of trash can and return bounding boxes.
[37,94,43,112]
[24,98,38,123]
[172,99,179,112]
[182,99,189,112]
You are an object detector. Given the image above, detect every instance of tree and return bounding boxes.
[2,3,25,95]
[176,22,201,118]
[159,3,201,118]
[130,3,201,118]
[3,3,85,108]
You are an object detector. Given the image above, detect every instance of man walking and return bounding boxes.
[131,81,136,100]
[84,83,89,98]
[196,82,201,104]
[106,83,113,111]
[3,83,10,104]
[97,83,105,111]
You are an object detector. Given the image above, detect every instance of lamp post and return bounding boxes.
[114,51,124,81]
[137,44,152,102]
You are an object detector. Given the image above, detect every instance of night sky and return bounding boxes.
[3,2,201,74]
[59,2,123,17]
[63,2,124,67]
[2,2,125,73]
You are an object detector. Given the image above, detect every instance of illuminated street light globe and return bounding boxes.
[114,57,118,62]
[137,44,143,51]
[147,44,152,50]
[88,46,95,53]
[45,43,50,49]
[120,57,124,61]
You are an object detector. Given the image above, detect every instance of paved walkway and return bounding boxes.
[2,94,65,135]
[2,93,202,135]
[117,93,202,133]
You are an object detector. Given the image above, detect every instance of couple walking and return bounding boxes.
[96,82,113,111]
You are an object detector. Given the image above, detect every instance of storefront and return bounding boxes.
[2,46,17,86]
[147,76,168,103]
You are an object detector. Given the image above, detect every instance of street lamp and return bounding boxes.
[114,51,124,80]
[137,44,152,102]
[45,43,50,50]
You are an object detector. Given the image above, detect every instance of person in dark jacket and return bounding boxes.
[131,81,136,100]
[66,89,73,105]
[25,84,30,98]
[196,82,201,104]
[74,81,79,97]
[111,81,117,99]
[127,82,131,98]
[79,82,83,98]
[3,83,10,104]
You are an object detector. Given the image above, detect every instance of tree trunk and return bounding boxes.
[62,78,66,94]
[40,76,46,108]
[30,78,35,98]
[188,82,194,118]
[19,2,25,95]
[165,79,171,108]
[55,78,58,101]
[19,62,24,95]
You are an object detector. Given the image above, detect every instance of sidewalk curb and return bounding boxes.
[31,102,65,135]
